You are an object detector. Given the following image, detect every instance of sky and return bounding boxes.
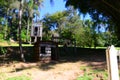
[39,0,91,20]
[39,0,105,32]
[40,0,66,19]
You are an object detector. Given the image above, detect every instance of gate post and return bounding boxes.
[106,45,119,80]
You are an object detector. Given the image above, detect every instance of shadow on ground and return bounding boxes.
[0,47,107,72]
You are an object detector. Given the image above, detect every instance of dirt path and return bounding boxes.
[0,60,86,80]
[0,55,108,80]
[30,62,83,80]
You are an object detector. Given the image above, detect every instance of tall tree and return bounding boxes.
[0,0,15,40]
[18,0,43,61]
[65,0,120,40]
[18,0,25,62]
[25,0,43,42]
[42,11,69,40]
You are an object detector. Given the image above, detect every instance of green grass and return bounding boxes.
[0,41,33,47]
[6,75,32,80]
[77,72,93,80]
[0,71,32,80]
[11,44,33,47]
[77,66,108,80]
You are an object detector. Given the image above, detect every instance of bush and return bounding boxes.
[0,46,7,55]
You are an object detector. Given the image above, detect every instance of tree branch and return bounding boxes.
[102,0,120,14]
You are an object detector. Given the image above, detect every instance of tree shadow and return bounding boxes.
[39,61,57,71]
[1,47,107,72]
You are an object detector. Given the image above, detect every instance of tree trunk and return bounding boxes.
[4,8,9,39]
[26,17,30,43]
[19,0,25,62]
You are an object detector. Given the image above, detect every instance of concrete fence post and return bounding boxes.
[106,45,119,80]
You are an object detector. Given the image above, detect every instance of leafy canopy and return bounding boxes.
[65,0,120,39]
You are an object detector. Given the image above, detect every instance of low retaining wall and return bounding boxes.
[0,46,106,61]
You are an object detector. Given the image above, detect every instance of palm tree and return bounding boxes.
[17,0,44,62]
[25,0,43,43]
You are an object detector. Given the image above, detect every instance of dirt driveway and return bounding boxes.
[0,56,107,80]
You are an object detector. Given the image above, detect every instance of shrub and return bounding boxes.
[0,47,7,55]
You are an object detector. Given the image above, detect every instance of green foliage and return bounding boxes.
[0,46,7,55]
[65,0,120,40]
[0,34,4,41]
[0,0,44,43]
[6,75,31,80]
[60,28,73,39]
[42,11,69,40]
[21,29,27,42]
[42,8,116,47]
[104,31,119,46]
[28,0,34,8]
[0,0,119,47]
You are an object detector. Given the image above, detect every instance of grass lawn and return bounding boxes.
[0,41,33,47]
[77,66,108,80]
